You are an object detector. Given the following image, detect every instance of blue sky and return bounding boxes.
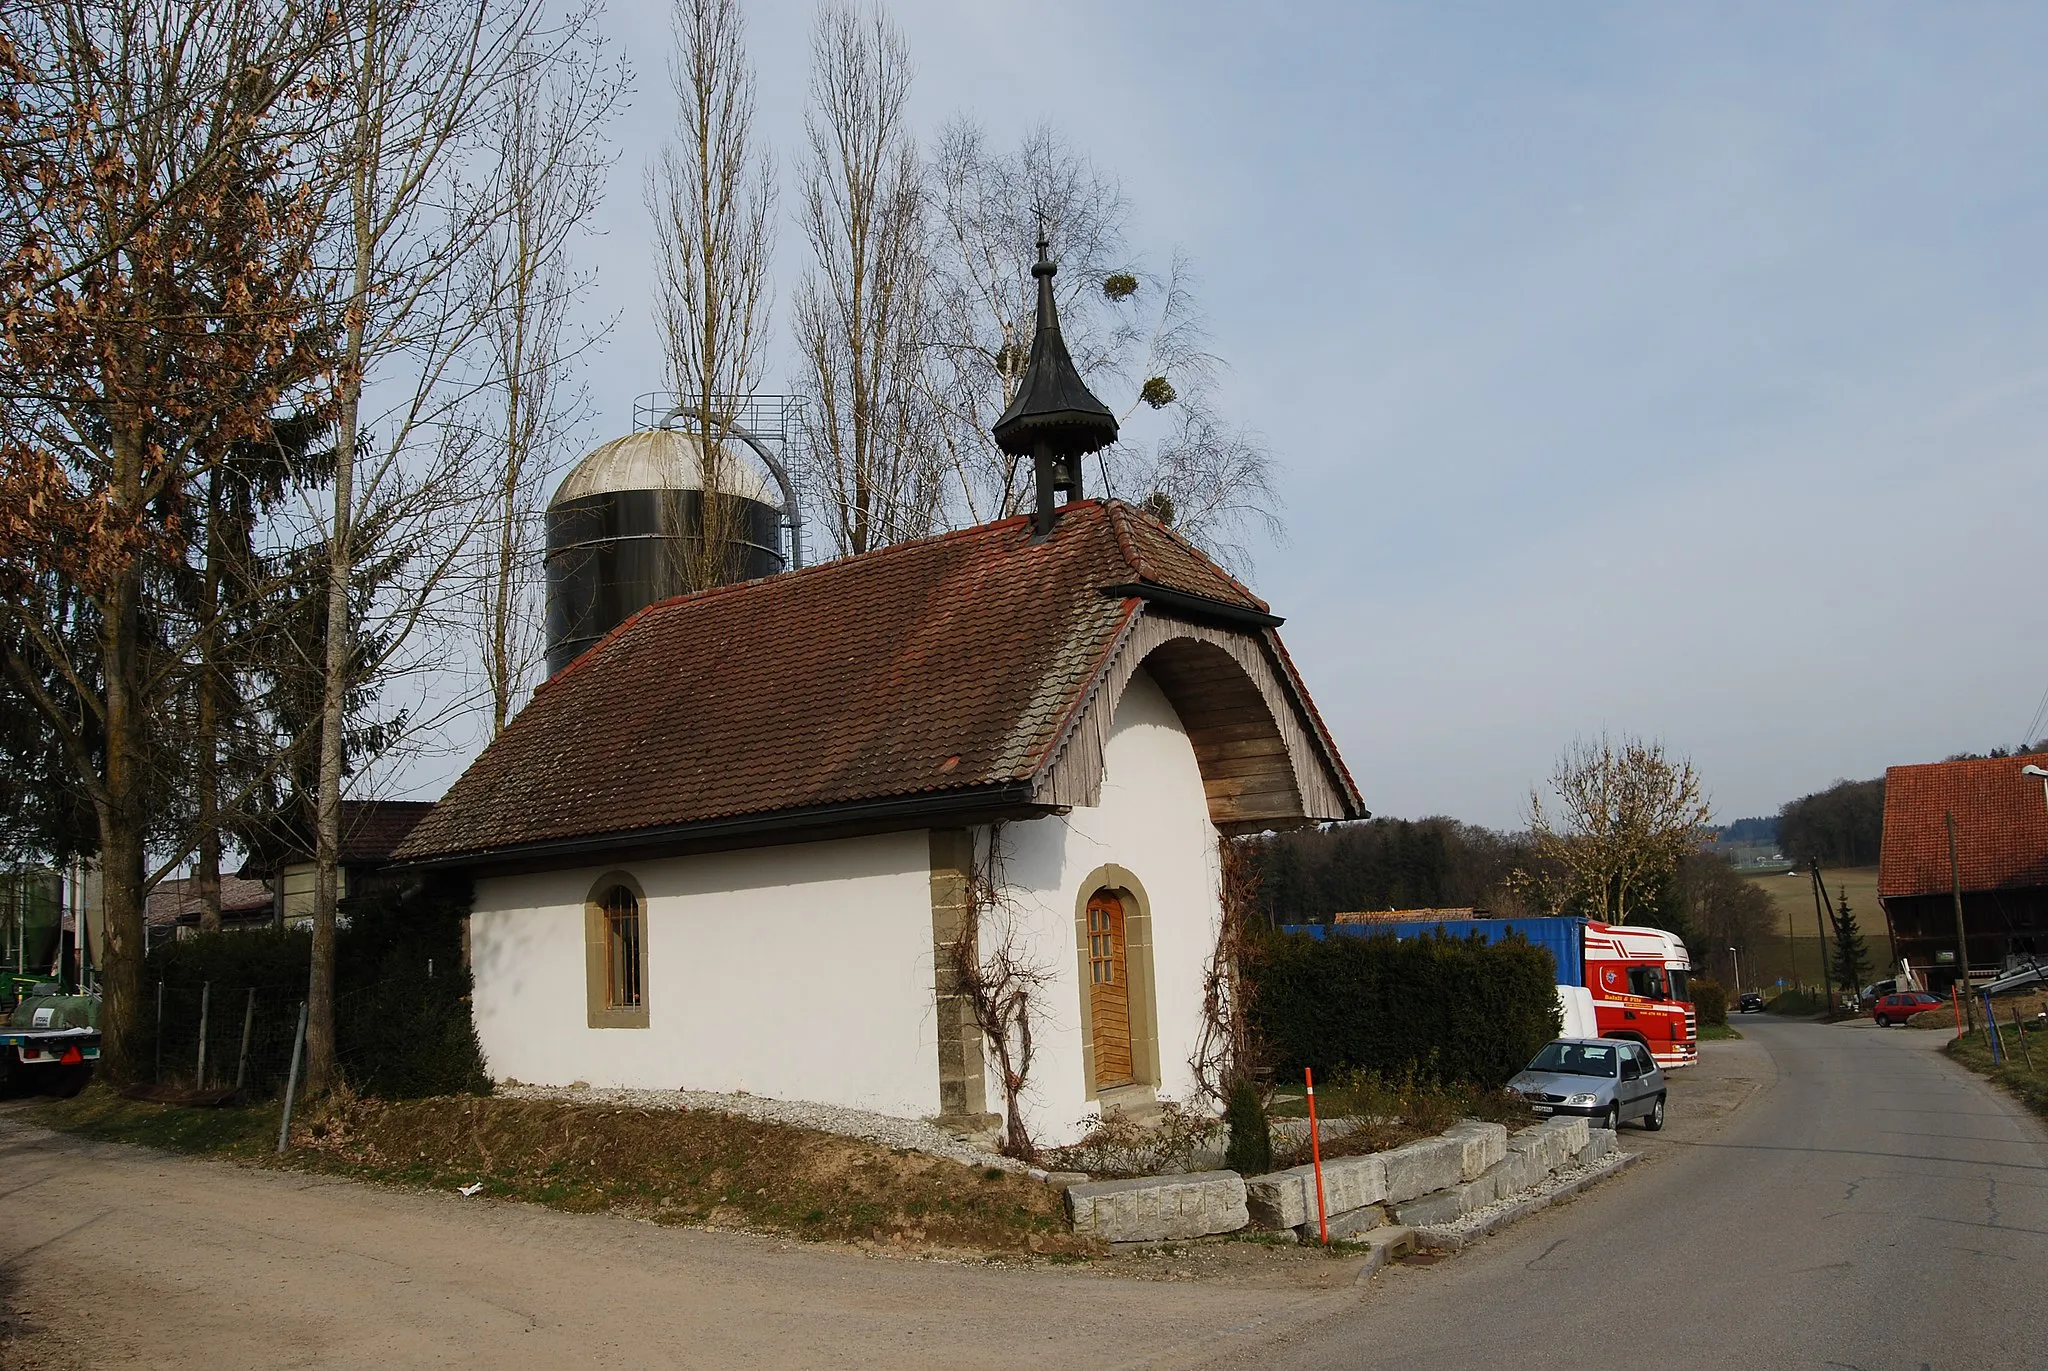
[533,1,2048,830]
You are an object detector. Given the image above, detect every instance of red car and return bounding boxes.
[1872,991,1944,1027]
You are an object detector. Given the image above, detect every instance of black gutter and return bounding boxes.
[396,780,1045,872]
[1098,581,1284,629]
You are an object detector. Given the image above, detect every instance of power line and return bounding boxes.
[2022,679,2048,755]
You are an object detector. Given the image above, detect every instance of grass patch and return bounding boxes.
[1905,986,2048,1033]
[1946,1025,2048,1118]
[1698,1023,1743,1041]
[30,1085,1090,1256]
[1741,866,1893,986]
[34,1087,284,1157]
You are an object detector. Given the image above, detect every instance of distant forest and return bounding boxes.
[1773,741,2048,869]
[1778,779,1884,867]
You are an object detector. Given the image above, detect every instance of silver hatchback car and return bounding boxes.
[1508,1037,1667,1132]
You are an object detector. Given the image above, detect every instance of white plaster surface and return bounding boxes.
[998,667,1226,1147]
[468,829,939,1118]
[467,665,1225,1147]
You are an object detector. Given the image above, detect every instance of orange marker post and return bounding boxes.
[1953,985,1966,1040]
[1305,1066,1329,1246]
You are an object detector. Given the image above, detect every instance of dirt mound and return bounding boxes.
[290,1091,1091,1255]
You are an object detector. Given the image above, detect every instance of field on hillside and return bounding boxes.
[1731,865,1894,994]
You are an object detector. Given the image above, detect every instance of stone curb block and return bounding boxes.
[1299,1202,1389,1243]
[1540,1115,1590,1155]
[1413,1151,1639,1253]
[1320,1153,1388,1216]
[1440,1121,1508,1181]
[1348,1225,1418,1285]
[1066,1170,1249,1243]
[1244,1164,1316,1231]
[1390,1189,1465,1227]
[1381,1136,1463,1204]
[1245,1153,1387,1231]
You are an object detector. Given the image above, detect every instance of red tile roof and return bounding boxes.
[239,799,438,876]
[397,501,1348,865]
[1878,756,2048,898]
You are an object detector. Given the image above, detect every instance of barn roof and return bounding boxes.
[396,500,1361,868]
[240,799,437,877]
[1878,756,2048,899]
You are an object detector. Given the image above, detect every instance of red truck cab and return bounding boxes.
[1583,921,1697,1069]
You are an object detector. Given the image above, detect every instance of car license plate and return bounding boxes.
[1530,1104,1553,1115]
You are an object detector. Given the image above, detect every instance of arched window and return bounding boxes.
[601,885,643,1011]
[584,875,649,1028]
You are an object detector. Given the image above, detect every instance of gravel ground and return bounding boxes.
[1419,1151,1630,1242]
[495,1083,1024,1172]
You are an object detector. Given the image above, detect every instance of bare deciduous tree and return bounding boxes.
[924,119,1131,524]
[1190,835,1262,1106]
[946,826,1052,1160]
[791,1,939,556]
[303,0,548,1093]
[647,0,775,590]
[1520,734,1715,925]
[922,120,1281,572]
[467,30,622,734]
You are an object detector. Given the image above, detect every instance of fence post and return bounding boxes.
[235,987,256,1093]
[1984,993,2004,1065]
[2013,1003,2036,1074]
[195,982,211,1088]
[277,1000,309,1155]
[154,980,164,1084]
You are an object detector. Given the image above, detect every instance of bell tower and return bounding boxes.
[991,238,1120,536]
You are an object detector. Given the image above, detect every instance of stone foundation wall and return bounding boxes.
[1067,1115,1619,1246]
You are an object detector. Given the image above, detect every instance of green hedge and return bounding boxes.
[1691,977,1729,1027]
[144,875,487,1099]
[1251,928,1563,1088]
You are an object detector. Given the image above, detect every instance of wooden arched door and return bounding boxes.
[1086,890,1134,1088]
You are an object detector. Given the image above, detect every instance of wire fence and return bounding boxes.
[142,969,450,1099]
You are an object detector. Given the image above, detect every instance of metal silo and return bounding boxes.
[543,419,793,677]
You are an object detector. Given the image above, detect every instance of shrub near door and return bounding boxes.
[1252,927,1562,1087]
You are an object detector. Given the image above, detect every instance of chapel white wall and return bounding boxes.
[467,829,939,1117]
[998,666,1224,1148]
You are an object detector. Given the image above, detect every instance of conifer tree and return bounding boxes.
[1832,886,1872,998]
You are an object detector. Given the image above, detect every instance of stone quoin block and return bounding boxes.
[1380,1136,1464,1205]
[1441,1121,1509,1181]
[1578,1127,1617,1165]
[1065,1170,1249,1243]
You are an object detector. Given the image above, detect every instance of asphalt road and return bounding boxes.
[1,1020,2038,1370]
[1217,1017,2048,1371]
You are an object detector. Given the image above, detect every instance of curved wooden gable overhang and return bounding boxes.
[1030,606,1363,836]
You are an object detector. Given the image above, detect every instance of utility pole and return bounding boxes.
[1945,810,1974,1033]
[1785,868,1800,991]
[1809,858,1836,1015]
